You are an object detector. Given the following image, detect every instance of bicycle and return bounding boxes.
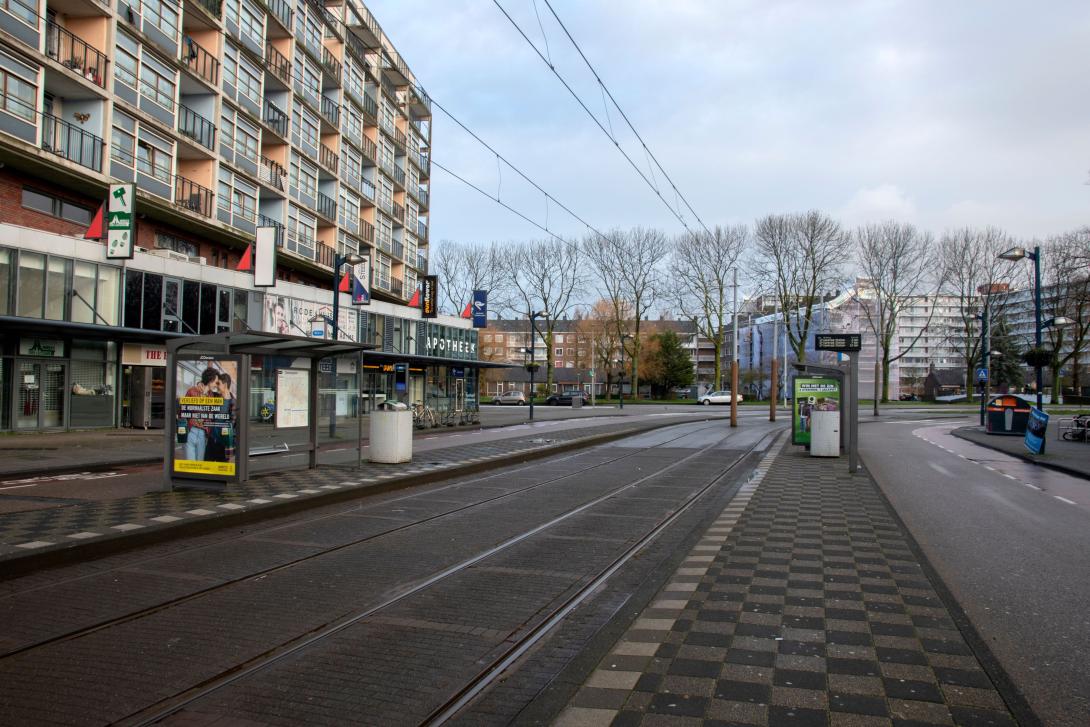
[412,401,437,429]
[1060,414,1089,442]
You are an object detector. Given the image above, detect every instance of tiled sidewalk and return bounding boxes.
[0,417,692,563]
[555,442,1019,727]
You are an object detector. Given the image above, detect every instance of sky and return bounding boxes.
[367,0,1090,246]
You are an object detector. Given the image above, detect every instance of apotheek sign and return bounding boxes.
[19,338,64,357]
[426,335,477,356]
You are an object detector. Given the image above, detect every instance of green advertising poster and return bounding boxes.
[793,377,841,445]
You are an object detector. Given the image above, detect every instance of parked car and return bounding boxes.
[699,390,743,405]
[545,389,590,406]
[492,390,527,405]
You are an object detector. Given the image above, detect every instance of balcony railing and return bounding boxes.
[361,178,375,202]
[318,142,339,175]
[41,111,104,172]
[257,214,285,243]
[316,191,336,221]
[392,166,405,188]
[417,187,429,209]
[195,0,222,19]
[182,35,219,86]
[391,240,404,260]
[315,242,335,268]
[391,202,404,224]
[416,253,427,272]
[361,219,375,242]
[46,21,108,89]
[392,127,406,153]
[177,104,216,150]
[321,47,342,81]
[263,100,288,137]
[266,0,293,30]
[361,135,377,163]
[286,229,316,261]
[417,220,427,240]
[362,93,378,121]
[174,174,214,217]
[390,276,404,297]
[264,42,290,85]
[320,96,340,127]
[259,155,286,191]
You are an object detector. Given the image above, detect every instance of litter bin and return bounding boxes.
[985,395,1031,435]
[809,410,840,457]
[370,401,412,463]
[571,394,583,409]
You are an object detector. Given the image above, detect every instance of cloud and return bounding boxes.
[841,185,918,225]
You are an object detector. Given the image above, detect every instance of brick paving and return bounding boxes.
[554,441,1019,727]
[0,416,703,563]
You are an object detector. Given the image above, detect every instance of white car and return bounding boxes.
[493,390,527,405]
[700,390,743,405]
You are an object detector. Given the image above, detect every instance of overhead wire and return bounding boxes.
[540,0,712,235]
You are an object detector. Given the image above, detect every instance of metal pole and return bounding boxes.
[591,338,596,407]
[731,269,738,427]
[357,350,364,468]
[979,305,989,426]
[770,359,777,422]
[619,343,625,410]
[849,354,859,474]
[1033,245,1043,410]
[330,256,341,440]
[529,345,535,422]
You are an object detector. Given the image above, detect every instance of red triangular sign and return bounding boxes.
[236,245,252,271]
[338,272,351,292]
[84,203,104,240]
[408,288,421,307]
[461,302,472,318]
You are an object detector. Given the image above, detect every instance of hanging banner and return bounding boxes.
[173,356,239,480]
[421,275,438,318]
[352,258,371,305]
[106,183,135,259]
[792,377,840,445]
[472,289,488,328]
[254,226,277,287]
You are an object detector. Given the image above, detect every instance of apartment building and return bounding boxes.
[0,0,481,431]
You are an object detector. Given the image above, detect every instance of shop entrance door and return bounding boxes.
[15,360,66,429]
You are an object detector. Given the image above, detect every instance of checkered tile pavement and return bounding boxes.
[0,419,686,562]
[556,441,1018,727]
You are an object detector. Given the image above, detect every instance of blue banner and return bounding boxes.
[472,290,488,328]
[1024,407,1048,455]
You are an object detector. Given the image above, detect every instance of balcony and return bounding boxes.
[391,239,404,260]
[263,100,289,138]
[321,47,342,83]
[416,253,427,272]
[361,219,374,243]
[315,241,335,268]
[417,220,427,240]
[178,104,216,150]
[46,21,109,89]
[392,165,405,189]
[258,155,286,191]
[320,96,340,127]
[392,127,406,154]
[318,142,339,175]
[265,0,293,31]
[316,191,336,221]
[194,0,222,20]
[362,93,378,122]
[360,135,376,164]
[181,35,219,86]
[174,174,214,217]
[258,213,285,241]
[360,178,375,204]
[390,277,404,297]
[41,112,104,172]
[391,202,404,226]
[418,151,429,179]
[417,187,429,209]
[264,42,290,86]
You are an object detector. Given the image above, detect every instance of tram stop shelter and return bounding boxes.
[792,360,859,473]
[164,331,376,490]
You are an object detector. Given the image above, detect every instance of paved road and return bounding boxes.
[862,416,1090,726]
[0,418,778,725]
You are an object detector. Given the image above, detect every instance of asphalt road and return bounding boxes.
[861,415,1090,726]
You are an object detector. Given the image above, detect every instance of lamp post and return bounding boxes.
[618,333,632,409]
[328,252,365,438]
[520,345,539,421]
[998,245,1044,408]
[526,310,547,420]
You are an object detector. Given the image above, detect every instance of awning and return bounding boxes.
[167,331,376,358]
[360,350,515,369]
[0,315,183,345]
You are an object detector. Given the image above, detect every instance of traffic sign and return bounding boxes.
[976,367,988,382]
[815,333,862,352]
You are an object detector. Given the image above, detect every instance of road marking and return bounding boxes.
[1023,483,1042,491]
[1055,496,1077,505]
[1003,474,1017,480]
[928,462,953,477]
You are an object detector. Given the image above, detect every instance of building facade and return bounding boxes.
[0,0,479,430]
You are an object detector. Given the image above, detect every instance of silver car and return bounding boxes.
[700,390,743,405]
[493,390,527,405]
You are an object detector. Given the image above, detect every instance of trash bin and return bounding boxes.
[809,410,840,457]
[571,394,583,409]
[985,395,1031,435]
[370,401,412,463]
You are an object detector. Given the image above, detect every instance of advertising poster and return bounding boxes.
[472,289,488,328]
[174,357,239,478]
[422,275,438,319]
[793,377,840,445]
[352,259,371,305]
[275,368,309,428]
[1024,407,1048,455]
[263,294,356,339]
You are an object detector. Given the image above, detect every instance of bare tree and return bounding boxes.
[430,240,510,317]
[583,227,670,398]
[937,227,1016,402]
[852,221,942,410]
[751,211,848,362]
[1039,229,1090,398]
[573,300,622,398]
[668,225,748,389]
[497,237,584,391]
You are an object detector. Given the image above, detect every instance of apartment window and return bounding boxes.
[234,114,259,162]
[379,140,393,172]
[217,168,232,215]
[380,100,394,134]
[380,179,392,211]
[341,144,361,181]
[0,59,37,122]
[111,111,136,167]
[405,270,417,296]
[114,34,139,91]
[289,152,317,200]
[292,52,320,100]
[137,128,173,182]
[234,52,262,108]
[1,0,38,26]
[304,13,321,54]
[226,0,264,48]
[338,188,360,231]
[377,253,391,283]
[218,109,235,156]
[143,0,179,39]
[341,100,363,144]
[291,104,320,150]
[344,57,364,102]
[155,232,200,257]
[140,54,176,110]
[232,176,257,221]
[377,216,392,248]
[21,188,93,224]
[288,204,317,252]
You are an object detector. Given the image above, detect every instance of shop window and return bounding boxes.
[97,266,120,326]
[0,247,10,315]
[142,273,162,330]
[16,251,44,318]
[124,269,143,327]
[71,261,96,324]
[45,257,69,321]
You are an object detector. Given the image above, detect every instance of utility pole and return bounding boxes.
[770,301,778,422]
[731,268,739,428]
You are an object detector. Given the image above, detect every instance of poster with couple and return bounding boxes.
[173,356,239,478]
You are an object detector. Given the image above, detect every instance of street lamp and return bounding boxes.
[998,245,1047,408]
[524,310,548,421]
[617,333,632,409]
[331,252,366,341]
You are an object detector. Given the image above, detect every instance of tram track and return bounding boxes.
[0,420,726,663]
[113,424,781,726]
